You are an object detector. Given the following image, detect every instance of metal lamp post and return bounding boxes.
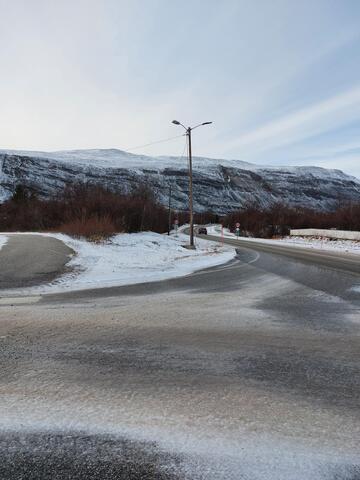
[172,120,212,247]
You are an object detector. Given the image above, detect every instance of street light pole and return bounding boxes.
[172,120,212,248]
[187,127,194,247]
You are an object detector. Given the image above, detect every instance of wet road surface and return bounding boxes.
[0,234,74,289]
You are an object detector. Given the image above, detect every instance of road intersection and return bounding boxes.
[0,233,359,479]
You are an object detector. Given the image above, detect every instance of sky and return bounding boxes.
[1,0,360,177]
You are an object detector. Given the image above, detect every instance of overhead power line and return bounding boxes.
[125,134,185,152]
[178,136,188,164]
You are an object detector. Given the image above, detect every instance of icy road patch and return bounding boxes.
[0,232,235,294]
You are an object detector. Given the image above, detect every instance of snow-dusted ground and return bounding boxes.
[0,232,235,295]
[207,225,238,238]
[0,236,7,251]
[206,225,360,254]
[279,235,360,253]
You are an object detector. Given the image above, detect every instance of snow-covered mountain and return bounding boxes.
[1,148,360,214]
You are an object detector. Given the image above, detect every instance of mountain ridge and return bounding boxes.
[1,148,360,214]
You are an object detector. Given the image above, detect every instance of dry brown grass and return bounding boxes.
[57,215,117,241]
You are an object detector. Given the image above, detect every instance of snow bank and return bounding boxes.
[206,224,360,254]
[0,235,7,251]
[290,228,360,241]
[58,232,235,292]
[279,235,360,254]
[1,232,235,294]
[207,225,236,238]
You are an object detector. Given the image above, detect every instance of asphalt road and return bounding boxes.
[203,232,360,274]
[0,233,359,479]
[0,234,74,289]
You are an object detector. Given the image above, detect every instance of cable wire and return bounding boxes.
[178,136,188,165]
[125,134,185,152]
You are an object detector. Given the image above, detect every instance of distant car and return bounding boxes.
[198,227,207,235]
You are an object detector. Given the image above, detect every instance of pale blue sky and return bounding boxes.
[1,0,360,176]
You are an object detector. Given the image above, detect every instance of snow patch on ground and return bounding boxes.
[207,225,360,254]
[0,235,7,251]
[207,225,236,238]
[1,232,235,295]
[279,235,360,254]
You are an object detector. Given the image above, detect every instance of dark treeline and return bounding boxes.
[0,183,226,239]
[2,184,359,239]
[0,183,170,239]
[223,203,360,238]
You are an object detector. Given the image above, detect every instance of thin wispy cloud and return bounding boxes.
[225,86,360,154]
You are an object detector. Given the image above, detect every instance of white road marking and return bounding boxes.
[189,251,260,276]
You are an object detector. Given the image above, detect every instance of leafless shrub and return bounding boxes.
[0,183,169,239]
[223,203,360,238]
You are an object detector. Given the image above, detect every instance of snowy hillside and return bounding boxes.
[1,148,360,213]
[0,148,255,170]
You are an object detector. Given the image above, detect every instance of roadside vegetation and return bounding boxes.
[1,183,359,240]
[223,203,360,238]
[0,184,223,240]
[0,184,169,240]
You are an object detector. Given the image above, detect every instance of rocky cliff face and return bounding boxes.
[1,149,360,214]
